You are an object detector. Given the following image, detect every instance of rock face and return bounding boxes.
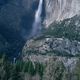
[42,57,79,80]
[44,0,80,27]
[22,15,80,79]
[23,37,80,56]
[23,15,80,56]
[22,37,80,80]
[22,54,80,80]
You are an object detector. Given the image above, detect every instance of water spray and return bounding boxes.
[31,0,43,37]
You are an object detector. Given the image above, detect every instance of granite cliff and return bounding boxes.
[22,15,80,80]
[44,0,80,27]
[0,0,80,80]
[22,0,80,80]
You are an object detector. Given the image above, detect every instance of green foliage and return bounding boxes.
[74,59,80,80]
[0,54,45,80]
[23,61,36,75]
[10,65,23,80]
[0,54,13,80]
[35,62,44,77]
[15,60,24,72]
[23,61,44,77]
[45,18,80,41]
[43,60,65,80]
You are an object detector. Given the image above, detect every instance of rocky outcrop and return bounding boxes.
[43,56,79,80]
[21,1,80,80]
[22,54,80,80]
[44,0,80,27]
[22,14,80,79]
[22,37,80,56]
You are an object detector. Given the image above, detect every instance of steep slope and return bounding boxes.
[23,15,80,56]
[22,15,80,80]
[44,0,80,27]
[0,53,80,80]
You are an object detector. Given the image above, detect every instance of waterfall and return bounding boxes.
[31,0,43,37]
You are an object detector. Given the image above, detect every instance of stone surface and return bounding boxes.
[22,37,80,56]
[44,0,80,27]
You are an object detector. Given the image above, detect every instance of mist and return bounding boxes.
[31,0,43,37]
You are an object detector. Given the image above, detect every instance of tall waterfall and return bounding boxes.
[31,0,43,37]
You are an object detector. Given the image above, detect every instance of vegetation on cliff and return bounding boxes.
[45,15,80,41]
[0,54,44,80]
